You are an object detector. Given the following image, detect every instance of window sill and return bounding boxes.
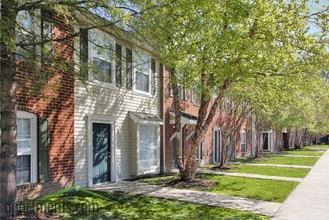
[133,89,153,97]
[88,81,118,90]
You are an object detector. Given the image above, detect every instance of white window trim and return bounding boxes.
[132,51,152,96]
[191,89,201,105]
[88,29,116,88]
[213,127,221,163]
[17,111,37,185]
[87,114,117,187]
[241,129,247,153]
[136,124,160,175]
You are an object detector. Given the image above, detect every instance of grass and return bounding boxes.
[35,187,268,220]
[262,150,323,157]
[233,155,319,166]
[221,164,310,178]
[302,145,329,150]
[139,174,298,203]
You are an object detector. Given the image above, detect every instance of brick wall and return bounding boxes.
[15,12,74,200]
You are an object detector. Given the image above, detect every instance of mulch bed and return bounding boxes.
[166,178,215,190]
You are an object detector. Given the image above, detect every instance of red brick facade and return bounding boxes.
[15,12,74,200]
[164,68,252,172]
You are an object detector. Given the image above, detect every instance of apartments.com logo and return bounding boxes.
[0,200,99,217]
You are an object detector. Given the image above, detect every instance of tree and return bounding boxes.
[0,0,170,215]
[131,0,329,180]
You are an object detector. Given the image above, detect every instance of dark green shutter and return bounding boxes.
[151,58,156,95]
[80,28,89,79]
[126,48,132,89]
[41,9,53,64]
[115,44,122,87]
[39,118,50,182]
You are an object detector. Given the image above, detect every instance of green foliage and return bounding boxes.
[37,187,268,220]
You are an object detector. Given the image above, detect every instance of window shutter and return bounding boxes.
[126,48,133,89]
[115,43,122,87]
[151,58,156,95]
[80,28,89,79]
[41,9,53,64]
[38,118,50,182]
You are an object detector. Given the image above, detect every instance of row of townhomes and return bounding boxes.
[13,9,276,200]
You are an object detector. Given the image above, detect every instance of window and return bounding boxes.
[170,83,187,100]
[16,10,39,61]
[241,129,247,153]
[90,30,115,84]
[192,88,201,105]
[212,94,221,110]
[138,125,159,174]
[196,141,204,160]
[134,53,151,93]
[16,111,37,185]
[224,96,232,113]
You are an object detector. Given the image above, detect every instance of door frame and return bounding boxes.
[87,115,116,187]
[213,127,221,163]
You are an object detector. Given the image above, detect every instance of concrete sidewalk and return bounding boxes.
[197,169,303,182]
[245,163,313,169]
[272,149,329,220]
[92,181,281,216]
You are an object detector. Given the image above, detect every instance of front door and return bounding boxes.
[213,128,221,163]
[93,123,111,184]
[263,132,269,150]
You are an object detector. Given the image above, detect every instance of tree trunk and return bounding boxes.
[0,0,18,217]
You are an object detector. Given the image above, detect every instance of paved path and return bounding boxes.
[277,155,320,158]
[197,169,303,182]
[272,149,329,220]
[245,163,313,169]
[91,181,281,216]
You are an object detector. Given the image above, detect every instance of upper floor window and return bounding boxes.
[134,53,151,93]
[192,88,201,105]
[16,9,53,63]
[90,30,115,84]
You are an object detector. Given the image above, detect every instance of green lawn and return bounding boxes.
[302,145,329,150]
[263,150,323,157]
[139,174,298,203]
[35,187,267,220]
[235,155,319,166]
[222,164,310,178]
[281,150,324,156]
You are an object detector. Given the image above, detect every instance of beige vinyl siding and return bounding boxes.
[74,60,161,187]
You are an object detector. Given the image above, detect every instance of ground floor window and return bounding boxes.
[138,125,159,173]
[17,111,37,185]
[241,129,247,153]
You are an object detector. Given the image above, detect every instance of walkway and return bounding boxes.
[197,169,303,182]
[245,163,313,169]
[272,149,329,220]
[92,181,281,216]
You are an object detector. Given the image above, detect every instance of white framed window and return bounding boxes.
[192,88,201,105]
[241,129,247,153]
[133,52,152,94]
[224,96,232,113]
[196,141,204,160]
[89,29,116,85]
[138,125,160,174]
[16,111,37,185]
[16,10,40,62]
[170,83,187,100]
